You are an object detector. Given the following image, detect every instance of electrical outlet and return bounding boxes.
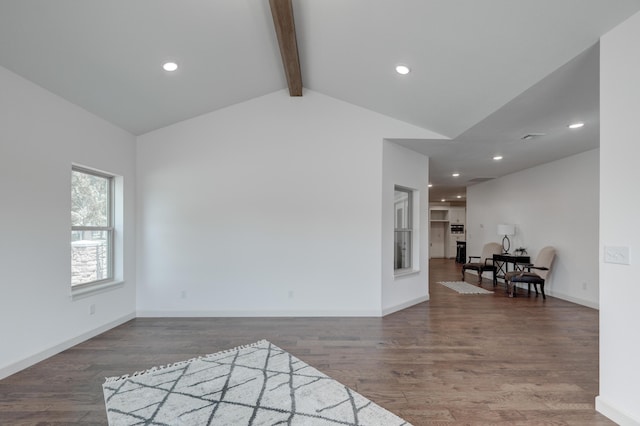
[582,282,587,290]
[89,304,96,315]
[604,246,630,265]
[181,290,187,299]
[288,290,294,299]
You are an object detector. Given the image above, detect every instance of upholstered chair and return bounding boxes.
[505,246,556,298]
[462,242,502,285]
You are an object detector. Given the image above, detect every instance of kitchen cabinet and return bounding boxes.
[449,207,465,224]
[429,206,466,258]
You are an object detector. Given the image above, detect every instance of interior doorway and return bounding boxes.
[430,221,447,258]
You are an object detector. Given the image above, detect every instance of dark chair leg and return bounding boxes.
[528,283,531,296]
[493,269,497,287]
[540,283,546,300]
[461,267,466,281]
[477,269,483,284]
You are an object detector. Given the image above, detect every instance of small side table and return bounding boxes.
[493,254,530,287]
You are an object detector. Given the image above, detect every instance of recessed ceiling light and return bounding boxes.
[162,62,178,72]
[456,195,462,199]
[395,64,410,75]
[568,122,584,129]
[493,155,503,161]
[452,173,460,177]
[428,184,433,188]
[441,198,446,202]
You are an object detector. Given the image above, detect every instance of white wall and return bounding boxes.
[467,149,599,307]
[381,141,429,315]
[136,89,441,317]
[0,66,136,378]
[598,11,640,425]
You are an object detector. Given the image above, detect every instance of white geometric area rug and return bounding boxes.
[103,340,411,426]
[438,281,494,294]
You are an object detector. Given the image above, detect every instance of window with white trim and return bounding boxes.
[394,186,413,272]
[71,167,114,288]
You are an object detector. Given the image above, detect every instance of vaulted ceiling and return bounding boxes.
[2,0,640,201]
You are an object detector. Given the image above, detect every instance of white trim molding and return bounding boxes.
[382,295,429,316]
[596,396,640,426]
[136,309,382,318]
[0,313,134,380]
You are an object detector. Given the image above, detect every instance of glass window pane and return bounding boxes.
[394,187,413,271]
[395,230,412,270]
[71,230,111,286]
[394,189,411,229]
[71,170,110,227]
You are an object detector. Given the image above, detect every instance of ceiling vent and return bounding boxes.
[521,133,546,140]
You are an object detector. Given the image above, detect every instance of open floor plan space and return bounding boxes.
[0,259,609,425]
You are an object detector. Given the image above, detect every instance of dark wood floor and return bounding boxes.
[0,259,611,425]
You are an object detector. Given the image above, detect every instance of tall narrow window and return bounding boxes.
[71,167,114,287]
[394,186,413,271]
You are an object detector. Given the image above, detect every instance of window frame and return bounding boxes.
[71,166,115,289]
[394,185,414,274]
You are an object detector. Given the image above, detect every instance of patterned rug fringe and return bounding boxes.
[103,339,268,384]
[103,339,411,425]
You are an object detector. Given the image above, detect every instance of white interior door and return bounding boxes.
[430,222,446,258]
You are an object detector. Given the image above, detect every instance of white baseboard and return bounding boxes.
[136,309,382,318]
[596,396,640,425]
[547,290,599,309]
[503,283,599,310]
[490,278,600,310]
[0,312,135,380]
[463,270,494,280]
[382,295,429,316]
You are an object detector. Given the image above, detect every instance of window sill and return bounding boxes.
[71,280,124,300]
[394,269,420,278]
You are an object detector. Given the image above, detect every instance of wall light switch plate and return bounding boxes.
[604,246,630,265]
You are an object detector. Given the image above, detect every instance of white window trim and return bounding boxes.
[394,185,420,276]
[394,269,420,278]
[70,280,124,300]
[71,165,124,297]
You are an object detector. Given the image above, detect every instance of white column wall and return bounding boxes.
[598,11,640,425]
[0,66,136,378]
[467,149,599,308]
[381,141,429,315]
[136,90,442,316]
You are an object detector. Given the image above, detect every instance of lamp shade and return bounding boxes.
[497,224,515,236]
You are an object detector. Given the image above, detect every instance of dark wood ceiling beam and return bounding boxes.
[269,0,302,96]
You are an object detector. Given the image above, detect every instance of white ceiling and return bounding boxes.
[1,0,639,201]
[396,42,601,202]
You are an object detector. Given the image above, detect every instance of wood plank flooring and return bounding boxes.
[0,259,612,425]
